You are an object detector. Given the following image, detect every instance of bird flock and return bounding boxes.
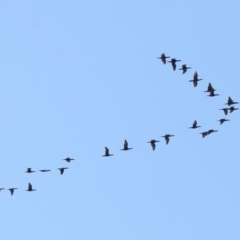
[1,53,238,196]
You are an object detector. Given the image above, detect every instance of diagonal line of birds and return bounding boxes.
[1,53,239,196]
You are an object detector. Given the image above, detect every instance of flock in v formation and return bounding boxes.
[1,53,239,196]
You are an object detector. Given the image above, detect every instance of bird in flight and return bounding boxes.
[219,108,229,115]
[8,188,17,196]
[225,97,238,106]
[207,89,219,97]
[63,157,75,163]
[229,106,239,113]
[147,140,160,151]
[102,147,113,157]
[189,71,202,87]
[157,53,170,64]
[58,167,68,175]
[25,168,35,173]
[179,64,191,74]
[189,120,201,129]
[161,134,174,144]
[26,183,36,192]
[218,119,230,125]
[199,131,208,138]
[120,140,133,151]
[168,58,181,71]
[204,83,216,92]
[39,169,51,172]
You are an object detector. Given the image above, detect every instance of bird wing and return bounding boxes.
[193,71,198,80]
[28,183,32,191]
[60,169,64,174]
[228,97,233,104]
[151,142,156,151]
[124,140,128,149]
[193,120,197,128]
[105,147,109,155]
[166,137,169,144]
[223,109,228,115]
[193,80,197,87]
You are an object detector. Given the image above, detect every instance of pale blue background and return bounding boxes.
[0,1,239,240]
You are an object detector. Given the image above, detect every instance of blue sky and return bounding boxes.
[0,1,240,240]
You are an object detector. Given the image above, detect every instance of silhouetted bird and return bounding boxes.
[207,129,218,135]
[63,157,74,163]
[8,188,17,196]
[39,169,51,172]
[207,89,219,97]
[157,53,170,64]
[200,131,208,138]
[161,134,174,144]
[218,119,230,125]
[189,71,202,87]
[147,140,160,151]
[58,167,68,175]
[168,58,181,71]
[0,188,4,192]
[219,108,229,115]
[225,97,238,106]
[102,147,113,157]
[179,64,191,74]
[189,120,201,129]
[229,106,239,113]
[26,183,36,192]
[204,83,215,92]
[26,168,35,173]
[120,140,133,151]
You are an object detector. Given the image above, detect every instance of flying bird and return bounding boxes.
[157,53,170,64]
[39,169,51,172]
[218,119,230,125]
[179,64,191,74]
[57,167,68,175]
[207,129,218,135]
[8,188,17,196]
[147,140,160,151]
[219,108,229,115]
[161,134,174,144]
[200,131,208,138]
[26,183,36,192]
[189,120,201,129]
[63,157,75,163]
[120,140,133,151]
[189,71,202,87]
[25,168,35,173]
[204,83,216,92]
[102,147,113,157]
[225,97,238,106]
[207,89,219,97]
[229,106,239,113]
[168,58,181,71]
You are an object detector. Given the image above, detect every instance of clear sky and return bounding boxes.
[0,1,240,240]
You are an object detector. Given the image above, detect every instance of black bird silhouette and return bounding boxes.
[189,71,203,87]
[147,140,160,151]
[218,119,230,125]
[0,188,4,192]
[157,53,170,64]
[39,169,51,172]
[120,140,133,151]
[207,89,219,97]
[8,188,17,196]
[200,131,208,138]
[168,58,181,71]
[26,183,36,192]
[58,167,68,175]
[161,134,174,144]
[26,168,35,173]
[189,120,201,129]
[219,108,229,115]
[204,83,216,92]
[229,106,239,113]
[179,64,191,74]
[225,97,238,106]
[63,157,74,163]
[207,129,218,135]
[102,147,113,157]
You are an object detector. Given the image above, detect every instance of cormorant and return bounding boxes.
[63,157,74,162]
[179,64,191,74]
[161,134,174,144]
[26,168,35,173]
[8,188,17,196]
[225,97,238,106]
[189,120,201,129]
[207,129,218,135]
[147,140,160,151]
[39,169,51,172]
[218,119,230,125]
[168,58,181,71]
[229,106,239,113]
[120,140,133,151]
[102,147,113,157]
[157,53,170,64]
[57,167,68,175]
[26,183,36,192]
[219,108,229,115]
[204,83,215,92]
[200,131,208,138]
[207,89,219,97]
[189,71,202,87]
